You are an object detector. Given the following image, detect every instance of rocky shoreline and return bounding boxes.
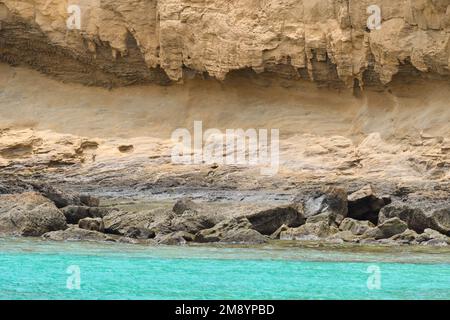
[1,178,449,248]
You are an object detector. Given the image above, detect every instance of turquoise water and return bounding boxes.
[0,238,449,300]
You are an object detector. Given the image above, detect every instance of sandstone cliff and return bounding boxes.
[1,0,449,87]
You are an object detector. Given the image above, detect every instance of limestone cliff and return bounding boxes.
[0,0,449,87]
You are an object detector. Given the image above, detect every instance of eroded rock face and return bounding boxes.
[0,0,449,87]
[0,192,67,236]
[347,185,389,224]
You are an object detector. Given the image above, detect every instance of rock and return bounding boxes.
[270,224,289,239]
[195,217,267,244]
[379,204,429,233]
[156,231,195,245]
[246,205,305,235]
[280,221,339,240]
[363,217,408,240]
[61,205,109,224]
[421,239,448,247]
[328,231,360,242]
[30,182,81,208]
[118,237,157,245]
[78,217,104,232]
[0,192,67,236]
[61,206,90,224]
[173,198,200,215]
[296,187,348,223]
[103,207,172,235]
[416,229,450,244]
[79,195,100,207]
[379,204,450,236]
[390,229,418,242]
[428,208,450,236]
[220,228,267,244]
[306,212,336,226]
[42,226,111,242]
[339,218,375,235]
[347,185,389,224]
[169,212,215,234]
[124,227,155,239]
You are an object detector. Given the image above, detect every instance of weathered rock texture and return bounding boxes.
[0,0,449,87]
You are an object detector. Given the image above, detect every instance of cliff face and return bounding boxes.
[0,0,449,87]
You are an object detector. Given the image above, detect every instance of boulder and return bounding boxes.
[306,211,336,225]
[296,187,348,223]
[124,227,155,239]
[173,198,200,215]
[339,218,375,235]
[379,204,429,233]
[103,207,172,235]
[79,195,100,207]
[379,204,450,236]
[195,217,267,244]
[169,212,215,234]
[428,208,450,236]
[280,221,339,241]
[246,205,305,235]
[61,205,110,224]
[416,228,450,244]
[156,231,195,245]
[42,226,111,242]
[220,228,267,244]
[0,192,67,236]
[389,229,419,242]
[78,217,104,232]
[30,182,81,208]
[363,217,408,240]
[347,185,389,224]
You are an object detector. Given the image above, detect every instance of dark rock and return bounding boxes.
[428,208,450,236]
[247,205,305,235]
[0,192,67,236]
[61,206,90,224]
[296,187,348,223]
[379,204,450,236]
[78,217,104,232]
[79,195,100,207]
[124,227,155,239]
[363,217,408,239]
[61,205,110,224]
[169,212,215,234]
[30,182,81,208]
[347,185,388,224]
[173,198,200,215]
[379,204,429,233]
